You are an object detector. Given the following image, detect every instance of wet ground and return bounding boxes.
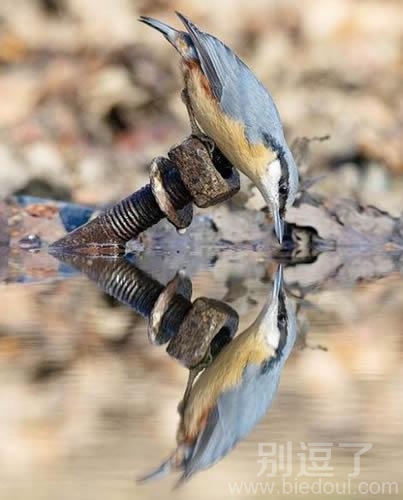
[0,198,402,500]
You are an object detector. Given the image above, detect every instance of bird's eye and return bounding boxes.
[279,185,287,195]
[278,313,287,326]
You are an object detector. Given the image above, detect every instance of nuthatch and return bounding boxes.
[139,265,297,485]
[139,12,299,244]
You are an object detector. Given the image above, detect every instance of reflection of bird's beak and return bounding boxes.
[273,207,284,245]
[272,264,284,301]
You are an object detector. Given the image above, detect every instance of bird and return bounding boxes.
[138,264,297,485]
[139,12,299,244]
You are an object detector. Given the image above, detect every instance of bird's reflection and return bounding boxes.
[54,254,297,486]
[140,265,297,485]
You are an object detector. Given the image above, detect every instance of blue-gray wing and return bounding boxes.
[176,12,284,144]
[181,361,284,481]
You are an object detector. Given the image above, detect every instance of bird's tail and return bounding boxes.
[138,16,195,59]
[137,454,175,483]
[136,442,194,485]
[139,16,178,43]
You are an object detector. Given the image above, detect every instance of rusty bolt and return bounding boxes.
[168,137,240,208]
[50,136,240,255]
[150,156,193,230]
[166,297,239,368]
[54,254,239,367]
[148,270,192,345]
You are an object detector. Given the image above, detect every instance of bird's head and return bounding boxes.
[256,137,299,244]
[255,264,296,355]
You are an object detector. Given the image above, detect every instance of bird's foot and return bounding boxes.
[194,133,215,157]
[177,352,213,417]
[197,351,213,370]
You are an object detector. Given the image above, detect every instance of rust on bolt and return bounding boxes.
[150,157,193,230]
[169,137,240,208]
[167,297,239,369]
[49,136,240,256]
[148,270,192,345]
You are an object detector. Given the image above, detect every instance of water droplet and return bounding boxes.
[177,227,187,235]
[18,234,42,250]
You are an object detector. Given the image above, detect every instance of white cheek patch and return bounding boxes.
[255,158,283,215]
[262,159,281,209]
[266,325,281,350]
[259,305,281,349]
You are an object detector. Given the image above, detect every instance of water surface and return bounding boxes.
[0,210,402,500]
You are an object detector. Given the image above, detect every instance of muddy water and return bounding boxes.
[0,238,402,500]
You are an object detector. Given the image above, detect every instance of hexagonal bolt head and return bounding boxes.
[168,136,240,208]
[167,297,239,368]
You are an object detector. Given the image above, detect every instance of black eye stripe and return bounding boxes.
[278,171,289,215]
[277,154,289,216]
[277,294,288,333]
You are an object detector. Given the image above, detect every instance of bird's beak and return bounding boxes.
[273,206,284,245]
[272,264,284,301]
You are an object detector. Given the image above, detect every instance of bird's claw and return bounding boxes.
[177,351,214,417]
[196,134,216,157]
